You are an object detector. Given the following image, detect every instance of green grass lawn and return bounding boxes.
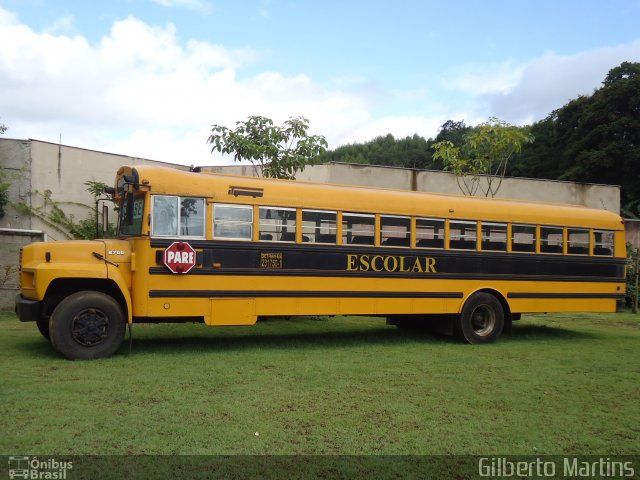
[1,311,638,456]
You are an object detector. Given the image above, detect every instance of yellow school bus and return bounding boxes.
[15,165,627,359]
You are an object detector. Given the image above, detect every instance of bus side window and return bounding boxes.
[152,195,179,237]
[259,207,296,242]
[540,226,564,254]
[213,204,253,240]
[180,198,205,238]
[567,228,589,255]
[511,224,536,253]
[380,215,411,247]
[416,218,445,249]
[481,223,507,251]
[593,230,614,256]
[302,210,337,244]
[449,220,477,250]
[343,213,375,246]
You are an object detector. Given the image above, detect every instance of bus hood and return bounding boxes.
[19,240,132,297]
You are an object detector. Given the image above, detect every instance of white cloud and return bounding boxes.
[0,9,377,164]
[2,5,638,168]
[149,0,212,14]
[447,61,526,96]
[43,14,75,35]
[450,41,640,125]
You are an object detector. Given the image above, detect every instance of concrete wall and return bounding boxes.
[0,138,189,240]
[204,162,621,213]
[0,228,45,310]
[0,138,628,309]
[626,219,640,249]
[0,139,32,230]
[0,139,623,238]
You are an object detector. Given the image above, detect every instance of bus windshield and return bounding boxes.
[118,194,145,236]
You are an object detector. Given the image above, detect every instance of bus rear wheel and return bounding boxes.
[49,291,125,360]
[454,292,504,344]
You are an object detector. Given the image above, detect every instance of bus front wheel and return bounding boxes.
[454,293,504,344]
[49,291,125,360]
[36,316,50,341]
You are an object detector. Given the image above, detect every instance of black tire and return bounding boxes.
[454,292,504,344]
[36,316,50,341]
[49,291,125,360]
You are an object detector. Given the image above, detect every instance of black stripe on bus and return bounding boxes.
[507,293,625,300]
[149,240,625,281]
[149,290,464,299]
[149,239,627,265]
[147,266,624,283]
[149,238,626,261]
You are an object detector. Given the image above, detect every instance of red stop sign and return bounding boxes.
[163,242,197,274]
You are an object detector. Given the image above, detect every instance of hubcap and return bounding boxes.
[470,305,496,337]
[71,308,109,347]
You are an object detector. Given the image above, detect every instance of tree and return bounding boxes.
[603,61,640,87]
[319,133,436,170]
[432,117,533,197]
[0,119,9,217]
[511,62,640,208]
[0,168,8,218]
[207,116,328,180]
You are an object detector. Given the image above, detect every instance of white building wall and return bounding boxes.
[206,163,621,212]
[0,138,189,239]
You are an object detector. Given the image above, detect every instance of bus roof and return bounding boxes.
[119,165,623,230]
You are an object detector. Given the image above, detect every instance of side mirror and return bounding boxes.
[102,204,109,234]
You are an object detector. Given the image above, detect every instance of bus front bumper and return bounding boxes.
[15,294,41,322]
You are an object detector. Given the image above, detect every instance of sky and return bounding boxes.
[0,0,639,166]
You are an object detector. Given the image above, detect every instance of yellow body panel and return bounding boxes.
[126,165,624,230]
[19,166,625,331]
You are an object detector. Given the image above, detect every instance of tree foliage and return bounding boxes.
[320,62,638,208]
[13,180,115,240]
[627,243,639,312]
[433,118,533,197]
[0,168,8,218]
[319,133,434,169]
[511,61,640,207]
[0,119,9,217]
[207,116,328,180]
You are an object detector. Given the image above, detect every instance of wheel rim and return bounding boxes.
[470,304,496,337]
[71,308,109,347]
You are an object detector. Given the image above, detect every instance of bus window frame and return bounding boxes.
[342,212,376,246]
[301,209,338,245]
[213,203,254,241]
[151,195,179,238]
[415,217,445,249]
[511,223,537,254]
[540,225,564,255]
[593,229,615,256]
[379,214,411,248]
[259,206,297,243]
[178,197,206,239]
[567,227,590,255]
[150,195,206,240]
[480,222,508,252]
[449,219,478,251]
[117,193,145,237]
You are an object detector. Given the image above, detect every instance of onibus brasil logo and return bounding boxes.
[8,457,73,479]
